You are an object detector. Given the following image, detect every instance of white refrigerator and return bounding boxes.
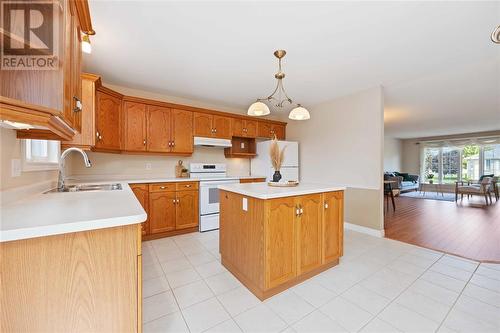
[251,140,299,182]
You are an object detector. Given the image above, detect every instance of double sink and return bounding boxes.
[44,183,123,193]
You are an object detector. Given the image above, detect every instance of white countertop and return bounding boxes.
[0,182,146,243]
[66,174,266,184]
[218,182,345,199]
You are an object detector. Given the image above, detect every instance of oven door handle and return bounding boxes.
[200,180,239,186]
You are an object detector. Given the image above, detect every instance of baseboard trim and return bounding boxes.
[344,222,385,237]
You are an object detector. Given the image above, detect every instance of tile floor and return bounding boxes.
[142,230,500,333]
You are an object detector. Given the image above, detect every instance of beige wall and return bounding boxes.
[67,148,250,178]
[286,86,384,232]
[384,136,402,172]
[0,128,58,191]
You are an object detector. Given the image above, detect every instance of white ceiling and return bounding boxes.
[85,1,500,139]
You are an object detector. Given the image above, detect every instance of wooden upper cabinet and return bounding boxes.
[213,115,232,139]
[232,118,257,138]
[266,197,297,289]
[147,105,171,153]
[193,112,213,137]
[95,90,121,151]
[295,194,323,275]
[171,109,193,154]
[272,124,286,140]
[130,184,149,236]
[175,191,199,230]
[322,191,343,263]
[257,121,272,138]
[149,192,176,234]
[123,102,147,151]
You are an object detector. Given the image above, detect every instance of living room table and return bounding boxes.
[384,180,396,212]
[419,182,444,196]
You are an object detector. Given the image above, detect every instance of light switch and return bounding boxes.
[11,159,21,177]
[242,197,248,211]
[145,163,152,170]
[240,142,245,149]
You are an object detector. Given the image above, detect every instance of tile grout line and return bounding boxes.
[435,262,481,332]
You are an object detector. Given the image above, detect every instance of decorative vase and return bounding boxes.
[272,170,282,182]
[429,179,434,184]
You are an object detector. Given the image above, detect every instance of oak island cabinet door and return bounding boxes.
[295,194,322,275]
[123,102,147,152]
[193,112,213,137]
[95,91,122,150]
[175,191,199,229]
[266,197,296,289]
[149,192,176,233]
[322,191,343,263]
[147,105,171,153]
[171,109,194,154]
[130,184,149,236]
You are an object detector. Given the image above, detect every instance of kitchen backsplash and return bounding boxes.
[66,146,250,178]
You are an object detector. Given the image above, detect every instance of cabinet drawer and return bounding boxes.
[149,183,176,192]
[176,182,199,191]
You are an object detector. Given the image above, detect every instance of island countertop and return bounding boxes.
[218,182,345,199]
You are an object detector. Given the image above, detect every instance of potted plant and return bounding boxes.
[269,138,286,182]
[427,170,435,184]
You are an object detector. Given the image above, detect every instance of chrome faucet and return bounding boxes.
[57,147,92,190]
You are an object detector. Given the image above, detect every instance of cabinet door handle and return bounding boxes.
[185,184,191,188]
[160,186,166,189]
[172,141,175,147]
[300,208,304,216]
[168,141,172,147]
[73,96,82,112]
[176,199,180,204]
[143,139,146,145]
[295,205,300,217]
[172,199,176,204]
[324,202,329,209]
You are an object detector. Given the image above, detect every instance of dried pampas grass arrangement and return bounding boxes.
[269,138,286,171]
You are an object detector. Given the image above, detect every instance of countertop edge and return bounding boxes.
[219,185,346,199]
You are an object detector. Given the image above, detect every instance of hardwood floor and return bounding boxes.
[384,195,500,263]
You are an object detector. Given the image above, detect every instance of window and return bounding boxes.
[22,139,60,171]
[421,143,499,183]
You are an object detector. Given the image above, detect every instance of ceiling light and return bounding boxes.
[492,25,500,44]
[288,105,310,120]
[247,101,270,116]
[248,50,310,120]
[82,34,92,54]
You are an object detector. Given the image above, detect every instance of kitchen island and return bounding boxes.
[219,182,345,300]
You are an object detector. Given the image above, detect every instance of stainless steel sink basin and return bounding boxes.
[44,183,123,193]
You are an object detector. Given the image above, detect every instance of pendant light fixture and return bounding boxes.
[492,25,500,44]
[248,50,310,120]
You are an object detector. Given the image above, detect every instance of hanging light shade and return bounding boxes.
[82,34,92,54]
[289,105,310,120]
[247,101,270,116]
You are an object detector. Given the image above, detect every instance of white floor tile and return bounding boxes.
[469,273,500,293]
[385,258,428,277]
[179,243,206,256]
[430,262,474,282]
[292,310,347,332]
[143,311,189,333]
[143,275,170,298]
[155,246,185,262]
[205,271,242,295]
[453,294,500,329]
[160,258,192,274]
[186,251,216,266]
[476,265,500,281]
[194,260,226,278]
[173,280,214,309]
[320,296,373,332]
[291,280,337,308]
[442,307,498,332]
[359,318,401,333]
[462,282,500,307]
[480,263,500,272]
[143,291,179,323]
[265,291,315,325]
[378,303,440,333]
[142,250,159,266]
[234,304,287,333]
[438,255,479,273]
[205,319,242,333]
[407,279,459,306]
[143,262,164,281]
[166,267,201,289]
[217,286,261,317]
[398,252,439,269]
[341,284,391,315]
[182,297,230,333]
[420,270,467,293]
[359,267,415,300]
[395,289,452,323]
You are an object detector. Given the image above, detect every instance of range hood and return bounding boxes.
[194,136,232,147]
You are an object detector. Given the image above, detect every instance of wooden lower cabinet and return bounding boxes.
[220,190,343,300]
[131,182,199,240]
[0,224,141,332]
[149,191,176,233]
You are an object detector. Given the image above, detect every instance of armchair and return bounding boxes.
[455,177,494,205]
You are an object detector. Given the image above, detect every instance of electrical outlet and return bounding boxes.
[241,142,245,149]
[145,163,152,170]
[11,159,21,177]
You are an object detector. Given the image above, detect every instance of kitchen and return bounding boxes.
[2,1,497,333]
